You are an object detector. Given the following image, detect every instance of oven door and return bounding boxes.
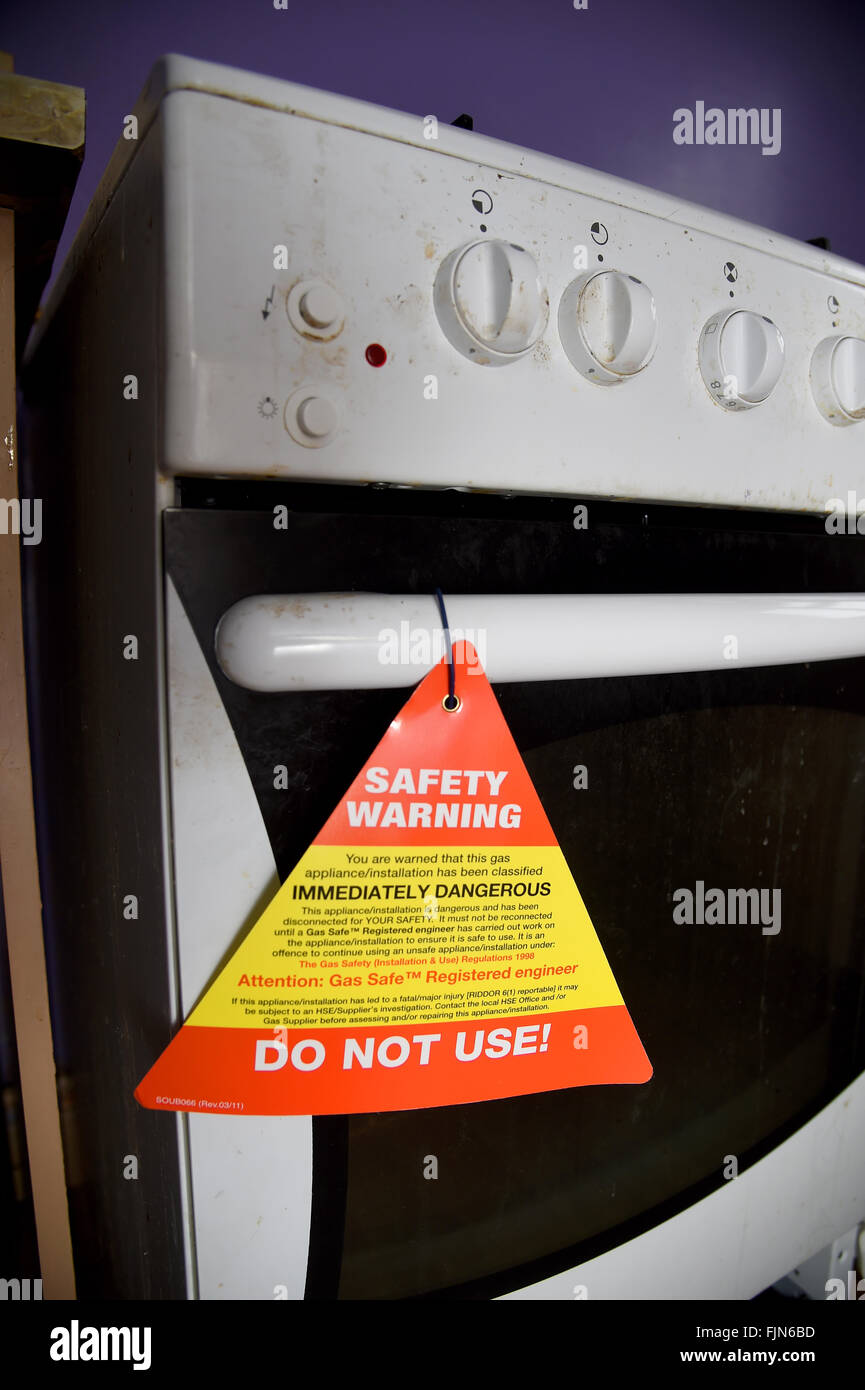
[164,482,865,1300]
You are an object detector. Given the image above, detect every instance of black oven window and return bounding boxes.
[167,486,865,1299]
[336,688,865,1297]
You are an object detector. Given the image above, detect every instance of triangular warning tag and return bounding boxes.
[136,643,651,1115]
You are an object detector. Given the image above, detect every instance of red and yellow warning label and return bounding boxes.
[136,644,651,1114]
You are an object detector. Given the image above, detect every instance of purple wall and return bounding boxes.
[6,0,865,291]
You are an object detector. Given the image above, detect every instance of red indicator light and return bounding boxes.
[365,343,387,367]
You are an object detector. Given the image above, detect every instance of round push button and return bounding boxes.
[299,285,342,331]
[287,280,345,339]
[284,387,340,447]
[296,396,336,438]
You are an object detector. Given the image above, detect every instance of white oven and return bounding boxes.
[21,54,865,1300]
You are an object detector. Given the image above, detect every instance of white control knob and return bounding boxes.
[810,335,865,426]
[434,239,548,365]
[699,310,784,410]
[558,271,658,384]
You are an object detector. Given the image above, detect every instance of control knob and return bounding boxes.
[434,239,548,365]
[558,270,658,384]
[810,335,865,426]
[699,309,784,409]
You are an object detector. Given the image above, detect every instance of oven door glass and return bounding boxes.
[167,483,865,1299]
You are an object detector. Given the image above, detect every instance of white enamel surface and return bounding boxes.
[215,591,865,692]
[166,577,313,1300]
[29,51,865,381]
[136,67,865,509]
[501,1070,865,1299]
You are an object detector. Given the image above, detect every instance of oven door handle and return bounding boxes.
[214,592,865,691]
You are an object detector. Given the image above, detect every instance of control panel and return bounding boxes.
[152,63,865,511]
